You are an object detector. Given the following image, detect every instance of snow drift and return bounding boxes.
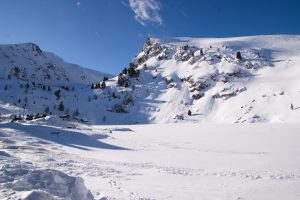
[1,158,94,200]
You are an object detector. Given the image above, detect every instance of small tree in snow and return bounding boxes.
[103,76,109,81]
[54,89,61,99]
[124,82,129,88]
[188,110,192,116]
[44,106,50,114]
[58,101,64,112]
[24,83,30,94]
[100,81,106,89]
[117,74,125,86]
[95,82,101,89]
[122,68,128,75]
[236,51,242,60]
[200,48,204,56]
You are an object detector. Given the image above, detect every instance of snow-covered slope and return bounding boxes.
[0,43,112,85]
[104,35,300,123]
[1,35,300,124]
[0,43,113,121]
[145,35,300,123]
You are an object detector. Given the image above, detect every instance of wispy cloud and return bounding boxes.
[128,0,162,26]
[121,1,128,7]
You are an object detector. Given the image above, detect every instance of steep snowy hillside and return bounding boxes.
[0,43,113,122]
[0,43,112,85]
[104,35,300,123]
[1,35,300,124]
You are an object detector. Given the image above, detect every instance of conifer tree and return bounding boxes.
[100,81,106,89]
[58,101,64,111]
[236,51,242,60]
[54,89,61,99]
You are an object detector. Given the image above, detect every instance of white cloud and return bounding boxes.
[121,1,128,7]
[128,0,162,26]
[76,1,81,6]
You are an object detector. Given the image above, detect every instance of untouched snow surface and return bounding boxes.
[1,120,300,199]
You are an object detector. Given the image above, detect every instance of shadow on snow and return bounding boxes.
[0,122,131,151]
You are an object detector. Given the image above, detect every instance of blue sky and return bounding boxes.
[1,0,300,75]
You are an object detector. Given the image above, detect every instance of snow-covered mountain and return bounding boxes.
[124,35,300,123]
[0,43,113,121]
[1,37,300,199]
[1,35,300,124]
[0,43,112,85]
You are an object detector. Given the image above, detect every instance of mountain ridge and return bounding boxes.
[1,35,299,124]
[0,42,113,85]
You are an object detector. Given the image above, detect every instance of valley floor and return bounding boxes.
[1,121,300,200]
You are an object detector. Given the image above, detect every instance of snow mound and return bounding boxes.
[1,161,94,200]
[24,190,59,200]
[12,169,94,200]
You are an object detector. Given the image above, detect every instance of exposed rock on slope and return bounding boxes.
[1,35,300,124]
